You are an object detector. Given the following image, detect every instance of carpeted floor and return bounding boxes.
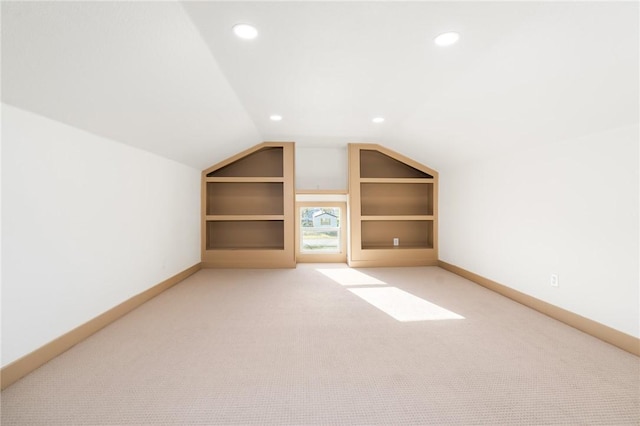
[1,264,638,425]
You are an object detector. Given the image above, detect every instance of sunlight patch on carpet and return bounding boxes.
[348,287,465,322]
[317,267,464,321]
[316,268,387,286]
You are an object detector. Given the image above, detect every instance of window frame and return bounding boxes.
[295,201,347,263]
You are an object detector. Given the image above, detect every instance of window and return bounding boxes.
[300,207,341,254]
[296,200,346,263]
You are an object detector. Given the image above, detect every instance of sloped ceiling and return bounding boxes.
[1,1,261,168]
[2,1,638,170]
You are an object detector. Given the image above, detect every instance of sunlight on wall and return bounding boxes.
[317,268,465,322]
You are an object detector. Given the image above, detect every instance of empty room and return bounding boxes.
[1,1,638,425]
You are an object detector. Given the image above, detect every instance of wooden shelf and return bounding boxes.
[205,177,284,183]
[361,244,435,250]
[206,220,285,250]
[206,182,284,216]
[361,220,433,250]
[206,146,283,178]
[360,149,433,179]
[361,182,433,216]
[349,144,438,267]
[201,142,295,268]
[359,178,433,183]
[206,215,284,221]
[360,215,434,221]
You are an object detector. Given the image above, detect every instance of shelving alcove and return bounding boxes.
[348,143,438,267]
[201,142,295,268]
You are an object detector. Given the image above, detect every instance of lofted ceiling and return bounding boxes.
[2,1,638,171]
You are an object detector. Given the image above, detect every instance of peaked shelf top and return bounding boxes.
[203,142,293,178]
[351,144,438,179]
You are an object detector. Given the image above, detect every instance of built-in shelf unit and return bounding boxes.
[201,142,295,268]
[348,144,438,267]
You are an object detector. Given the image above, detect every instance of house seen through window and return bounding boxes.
[300,207,341,254]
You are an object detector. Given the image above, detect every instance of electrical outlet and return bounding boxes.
[550,274,559,288]
[393,238,399,246]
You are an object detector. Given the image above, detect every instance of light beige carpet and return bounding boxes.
[1,265,638,425]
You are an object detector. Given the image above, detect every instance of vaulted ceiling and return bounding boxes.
[3,1,638,170]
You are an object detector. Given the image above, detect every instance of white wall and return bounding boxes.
[1,104,201,366]
[296,147,348,191]
[439,124,639,337]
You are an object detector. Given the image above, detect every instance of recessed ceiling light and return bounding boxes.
[372,117,385,123]
[270,115,282,121]
[233,23,258,40]
[434,32,459,46]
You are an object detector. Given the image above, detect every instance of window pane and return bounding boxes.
[301,230,339,253]
[300,206,342,254]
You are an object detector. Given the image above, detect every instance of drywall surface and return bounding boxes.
[1,104,201,366]
[296,146,348,191]
[439,124,639,337]
[2,1,263,170]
